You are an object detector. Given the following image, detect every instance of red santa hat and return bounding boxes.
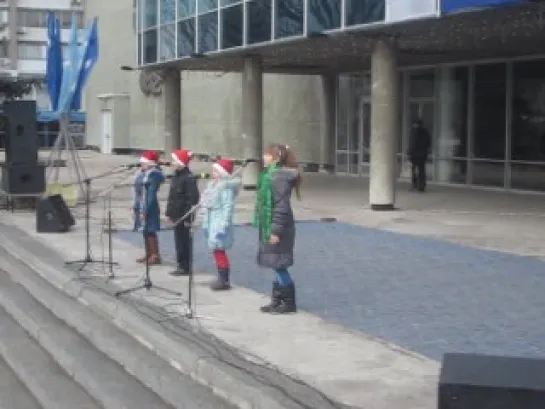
[213,158,234,177]
[171,149,192,167]
[140,150,160,165]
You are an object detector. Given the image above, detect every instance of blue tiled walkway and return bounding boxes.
[117,222,545,361]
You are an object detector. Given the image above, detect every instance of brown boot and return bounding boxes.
[147,236,162,265]
[136,237,149,263]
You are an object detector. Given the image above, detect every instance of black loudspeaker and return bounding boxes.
[439,353,545,409]
[3,100,38,165]
[1,163,45,194]
[36,194,75,233]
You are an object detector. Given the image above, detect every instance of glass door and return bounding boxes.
[359,98,371,174]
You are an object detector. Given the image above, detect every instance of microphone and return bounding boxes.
[165,172,211,180]
[124,161,172,169]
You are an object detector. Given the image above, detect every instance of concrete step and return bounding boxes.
[0,270,174,409]
[0,247,235,409]
[0,300,100,409]
[0,354,43,409]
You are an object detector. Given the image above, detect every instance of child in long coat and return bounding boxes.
[201,158,240,291]
[254,144,301,314]
[132,168,145,231]
[136,150,166,265]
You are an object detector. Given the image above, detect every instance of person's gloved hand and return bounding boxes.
[215,231,226,241]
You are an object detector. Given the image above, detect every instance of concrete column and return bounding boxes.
[241,56,263,190]
[369,40,399,210]
[162,68,181,155]
[8,0,18,69]
[320,73,336,172]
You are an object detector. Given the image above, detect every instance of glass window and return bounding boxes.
[247,0,271,44]
[143,29,158,63]
[138,33,142,64]
[159,24,176,60]
[409,69,435,98]
[274,0,304,39]
[345,0,385,27]
[336,75,350,151]
[160,0,176,23]
[220,0,240,5]
[221,4,243,49]
[145,0,158,27]
[198,0,218,13]
[307,0,341,33]
[18,42,46,59]
[177,18,195,56]
[511,60,545,162]
[198,11,218,53]
[178,0,196,17]
[473,63,506,160]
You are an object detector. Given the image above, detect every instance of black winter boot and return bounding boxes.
[210,269,231,291]
[169,265,189,276]
[260,282,282,313]
[271,284,297,314]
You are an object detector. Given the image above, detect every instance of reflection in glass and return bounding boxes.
[198,0,218,13]
[160,0,176,23]
[512,60,545,162]
[159,24,176,60]
[435,66,469,183]
[143,29,158,63]
[145,0,158,27]
[177,18,195,56]
[274,0,304,39]
[220,0,240,5]
[345,0,385,26]
[510,163,545,191]
[221,5,243,49]
[247,0,271,44]
[473,63,506,160]
[198,11,218,53]
[308,0,341,32]
[178,0,196,18]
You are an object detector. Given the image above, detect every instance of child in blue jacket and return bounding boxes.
[201,158,240,291]
[136,150,165,265]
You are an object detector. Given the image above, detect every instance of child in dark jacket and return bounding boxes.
[132,168,145,231]
[254,144,301,314]
[165,149,200,276]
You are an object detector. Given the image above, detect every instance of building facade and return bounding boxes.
[88,0,545,202]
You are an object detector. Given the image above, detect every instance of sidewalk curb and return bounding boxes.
[0,224,344,409]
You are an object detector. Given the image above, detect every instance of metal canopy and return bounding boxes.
[146,2,545,74]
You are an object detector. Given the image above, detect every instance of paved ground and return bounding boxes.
[118,221,545,361]
[3,151,545,409]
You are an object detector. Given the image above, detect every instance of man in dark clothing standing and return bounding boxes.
[409,119,431,192]
[166,149,200,276]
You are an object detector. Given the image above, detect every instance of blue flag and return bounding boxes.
[71,18,99,111]
[56,14,81,116]
[46,12,63,111]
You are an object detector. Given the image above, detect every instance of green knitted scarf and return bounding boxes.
[253,163,279,241]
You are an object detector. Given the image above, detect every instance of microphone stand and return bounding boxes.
[115,182,181,298]
[65,178,118,273]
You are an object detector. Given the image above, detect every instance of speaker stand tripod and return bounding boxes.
[115,182,181,298]
[66,178,118,273]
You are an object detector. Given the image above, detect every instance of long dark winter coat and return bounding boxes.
[257,168,298,270]
[165,167,200,223]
